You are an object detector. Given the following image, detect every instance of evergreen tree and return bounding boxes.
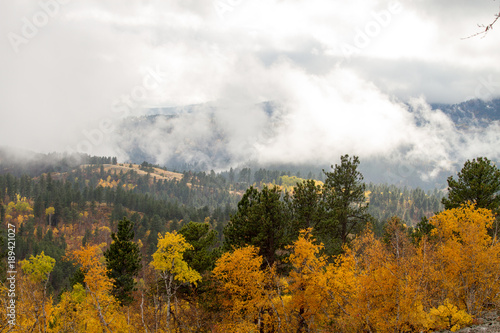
[410,216,435,244]
[223,185,289,266]
[104,217,142,305]
[178,221,219,273]
[0,204,5,223]
[442,157,500,214]
[320,155,372,254]
[0,227,5,282]
[290,179,323,237]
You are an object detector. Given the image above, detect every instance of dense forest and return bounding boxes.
[1,153,499,332]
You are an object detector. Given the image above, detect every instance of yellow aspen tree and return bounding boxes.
[5,195,34,228]
[426,299,473,332]
[411,235,441,323]
[348,229,401,332]
[45,207,55,226]
[324,245,361,333]
[12,252,55,333]
[0,283,15,331]
[22,252,55,331]
[326,224,429,333]
[65,244,130,332]
[380,217,431,332]
[212,245,272,332]
[150,231,201,332]
[430,203,500,315]
[48,283,86,332]
[286,229,329,332]
[14,272,52,332]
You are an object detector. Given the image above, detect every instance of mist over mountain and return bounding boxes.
[111,98,500,190]
[0,147,117,177]
[431,99,500,128]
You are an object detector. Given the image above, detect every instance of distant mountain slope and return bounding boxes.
[431,98,500,127]
[0,147,117,177]
[110,98,500,189]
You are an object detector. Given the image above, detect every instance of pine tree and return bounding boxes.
[442,157,500,214]
[320,155,372,254]
[291,179,323,238]
[104,217,142,305]
[223,185,289,266]
[178,221,219,273]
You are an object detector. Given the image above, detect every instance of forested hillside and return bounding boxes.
[3,154,499,332]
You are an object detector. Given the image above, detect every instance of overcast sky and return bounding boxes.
[1,0,500,178]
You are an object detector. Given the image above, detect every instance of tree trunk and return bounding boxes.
[297,306,306,333]
[164,273,174,332]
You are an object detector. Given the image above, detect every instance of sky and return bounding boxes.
[1,0,500,181]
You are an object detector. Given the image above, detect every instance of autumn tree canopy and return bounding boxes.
[150,231,202,331]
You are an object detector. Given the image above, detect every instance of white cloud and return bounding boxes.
[1,0,500,182]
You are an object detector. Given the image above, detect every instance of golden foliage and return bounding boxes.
[5,194,34,227]
[97,176,120,188]
[20,251,55,284]
[426,299,473,332]
[151,231,201,285]
[212,245,289,332]
[8,254,55,332]
[5,201,500,332]
[430,203,500,315]
[49,245,131,332]
[150,231,202,331]
[286,229,329,331]
[44,206,55,216]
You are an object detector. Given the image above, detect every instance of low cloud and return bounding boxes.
[112,59,500,185]
[2,0,500,186]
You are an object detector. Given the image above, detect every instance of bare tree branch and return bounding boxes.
[463,5,500,39]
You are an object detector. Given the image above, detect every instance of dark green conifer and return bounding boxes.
[104,217,142,305]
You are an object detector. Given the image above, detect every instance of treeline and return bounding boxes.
[367,183,443,225]
[0,149,118,177]
[0,165,237,228]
